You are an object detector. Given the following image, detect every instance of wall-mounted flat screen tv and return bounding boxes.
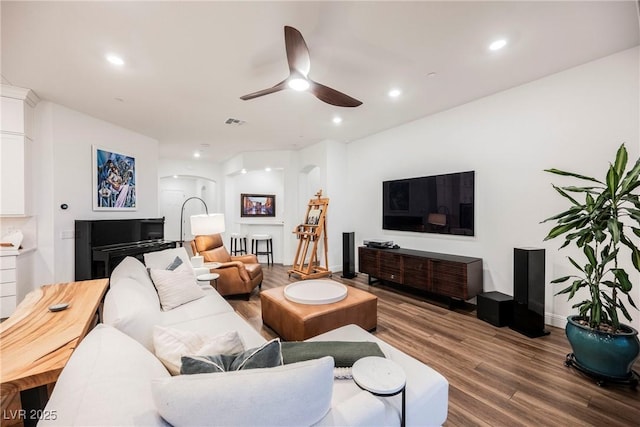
[383,171,475,235]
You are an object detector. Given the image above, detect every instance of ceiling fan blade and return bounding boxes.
[308,80,363,107]
[240,80,287,101]
[284,26,311,77]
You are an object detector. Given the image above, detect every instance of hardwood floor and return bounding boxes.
[228,264,640,427]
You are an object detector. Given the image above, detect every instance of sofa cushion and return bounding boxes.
[41,324,170,427]
[152,356,334,427]
[180,338,282,374]
[148,268,205,311]
[153,325,245,375]
[103,278,162,351]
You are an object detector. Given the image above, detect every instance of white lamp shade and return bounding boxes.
[190,213,226,236]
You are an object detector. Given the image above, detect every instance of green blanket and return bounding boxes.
[281,341,385,367]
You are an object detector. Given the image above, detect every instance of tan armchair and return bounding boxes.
[190,234,263,296]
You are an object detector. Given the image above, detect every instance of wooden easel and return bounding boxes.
[288,190,331,280]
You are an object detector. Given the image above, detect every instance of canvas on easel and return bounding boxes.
[288,190,331,280]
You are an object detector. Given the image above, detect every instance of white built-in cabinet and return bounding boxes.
[1,85,38,216]
[0,253,17,318]
[0,85,39,318]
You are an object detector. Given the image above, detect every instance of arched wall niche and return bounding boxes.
[159,175,218,242]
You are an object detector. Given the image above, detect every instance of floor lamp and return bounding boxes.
[179,196,208,247]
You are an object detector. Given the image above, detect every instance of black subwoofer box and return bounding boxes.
[477,291,513,327]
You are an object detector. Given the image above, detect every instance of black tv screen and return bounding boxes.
[383,171,475,235]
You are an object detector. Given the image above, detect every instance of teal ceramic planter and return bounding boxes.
[566,315,640,379]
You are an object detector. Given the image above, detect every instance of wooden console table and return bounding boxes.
[358,246,482,302]
[0,279,109,427]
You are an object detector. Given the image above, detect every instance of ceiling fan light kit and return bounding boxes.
[240,26,362,107]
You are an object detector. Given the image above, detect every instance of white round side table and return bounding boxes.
[197,273,220,290]
[352,356,407,427]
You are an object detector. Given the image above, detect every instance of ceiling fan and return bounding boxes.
[240,26,362,108]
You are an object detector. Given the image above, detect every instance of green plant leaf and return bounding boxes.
[544,219,586,241]
[606,164,620,195]
[550,276,572,284]
[613,269,633,292]
[567,256,585,273]
[628,294,638,310]
[620,157,640,193]
[552,184,582,207]
[607,219,621,244]
[541,206,583,223]
[613,143,628,178]
[545,168,602,184]
[632,227,640,238]
[583,244,596,267]
[561,186,602,194]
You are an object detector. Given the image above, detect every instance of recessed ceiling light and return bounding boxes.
[489,39,508,51]
[241,168,247,174]
[173,175,178,179]
[265,167,272,172]
[332,116,343,125]
[388,89,401,98]
[288,78,310,91]
[106,54,125,66]
[193,152,201,158]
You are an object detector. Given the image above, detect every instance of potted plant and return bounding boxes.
[543,143,640,381]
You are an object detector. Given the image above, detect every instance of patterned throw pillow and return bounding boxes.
[180,339,282,374]
[153,326,245,375]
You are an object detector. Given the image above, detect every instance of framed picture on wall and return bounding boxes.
[241,194,275,217]
[93,145,137,211]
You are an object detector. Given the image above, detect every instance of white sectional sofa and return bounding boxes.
[42,248,448,426]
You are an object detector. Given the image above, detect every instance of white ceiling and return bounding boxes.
[2,1,639,163]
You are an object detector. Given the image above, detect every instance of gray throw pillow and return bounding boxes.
[181,338,282,374]
[281,341,385,367]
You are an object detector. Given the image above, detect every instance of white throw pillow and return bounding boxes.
[151,356,334,427]
[144,247,193,272]
[148,268,204,311]
[153,325,245,375]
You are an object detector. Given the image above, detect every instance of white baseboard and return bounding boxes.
[546,312,567,329]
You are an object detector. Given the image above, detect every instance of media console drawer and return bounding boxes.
[358,246,483,301]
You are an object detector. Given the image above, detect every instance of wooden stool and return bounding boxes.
[251,234,273,266]
[229,233,247,255]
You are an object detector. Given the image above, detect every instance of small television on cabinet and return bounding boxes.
[382,171,475,236]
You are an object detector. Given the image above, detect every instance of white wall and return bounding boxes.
[32,102,160,286]
[346,47,640,330]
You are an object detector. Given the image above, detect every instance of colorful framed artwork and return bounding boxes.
[241,194,275,217]
[93,146,137,211]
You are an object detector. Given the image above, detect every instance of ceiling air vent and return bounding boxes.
[224,118,245,126]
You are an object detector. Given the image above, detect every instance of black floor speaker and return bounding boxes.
[510,247,549,338]
[341,232,356,278]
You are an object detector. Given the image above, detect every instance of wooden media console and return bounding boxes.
[358,246,483,302]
